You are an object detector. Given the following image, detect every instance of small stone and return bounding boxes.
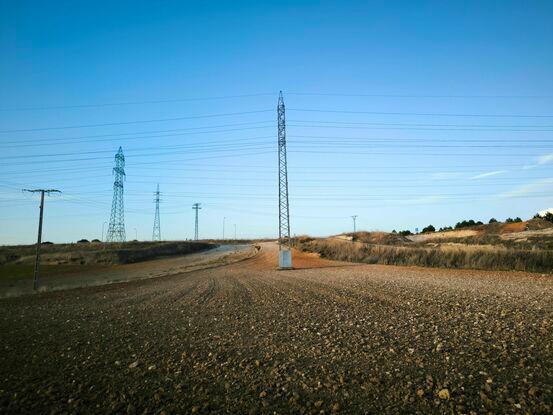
[148,365,156,371]
[191,406,200,413]
[259,390,267,398]
[438,389,450,400]
[314,400,323,408]
[331,403,341,412]
[128,361,139,369]
[416,389,425,398]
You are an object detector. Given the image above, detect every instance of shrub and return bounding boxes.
[455,219,480,229]
[77,239,89,243]
[297,239,553,273]
[398,230,412,236]
[506,217,522,223]
[422,225,435,233]
[543,212,553,223]
[489,218,498,223]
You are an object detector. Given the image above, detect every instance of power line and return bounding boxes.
[288,108,553,118]
[286,92,553,99]
[0,109,273,133]
[1,121,274,147]
[0,93,275,112]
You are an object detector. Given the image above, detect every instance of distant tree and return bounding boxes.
[455,219,478,229]
[91,239,101,243]
[505,217,522,223]
[514,217,522,222]
[489,218,498,223]
[41,241,53,245]
[439,226,453,232]
[77,239,89,243]
[422,225,435,233]
[543,212,553,223]
[398,230,412,236]
[391,230,397,233]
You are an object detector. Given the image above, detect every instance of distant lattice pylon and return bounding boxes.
[106,147,126,242]
[277,91,292,268]
[152,184,161,241]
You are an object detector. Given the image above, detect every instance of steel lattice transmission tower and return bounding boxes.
[277,91,293,268]
[106,147,126,242]
[152,184,161,241]
[192,203,201,240]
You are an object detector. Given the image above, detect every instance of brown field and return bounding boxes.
[1,242,552,414]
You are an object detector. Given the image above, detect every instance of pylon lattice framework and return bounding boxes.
[106,146,126,242]
[192,203,201,240]
[152,184,161,241]
[278,91,291,251]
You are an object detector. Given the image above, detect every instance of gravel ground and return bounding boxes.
[1,242,552,414]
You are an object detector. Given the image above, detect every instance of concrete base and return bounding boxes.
[279,250,293,269]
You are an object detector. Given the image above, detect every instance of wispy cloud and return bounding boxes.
[499,178,553,198]
[469,170,507,180]
[538,153,553,165]
[523,153,553,170]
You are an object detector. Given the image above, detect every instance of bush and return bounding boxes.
[489,218,498,223]
[422,225,435,233]
[505,217,522,223]
[398,230,412,236]
[77,239,89,243]
[455,219,482,229]
[297,239,553,273]
[543,212,553,223]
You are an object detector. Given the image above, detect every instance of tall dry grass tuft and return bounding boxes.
[298,239,553,273]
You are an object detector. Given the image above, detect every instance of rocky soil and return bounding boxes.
[1,243,552,414]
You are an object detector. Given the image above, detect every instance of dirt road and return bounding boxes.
[1,242,552,414]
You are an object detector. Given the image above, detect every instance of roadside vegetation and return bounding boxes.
[296,215,553,273]
[0,241,214,267]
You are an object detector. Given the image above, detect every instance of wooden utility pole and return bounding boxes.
[23,189,61,290]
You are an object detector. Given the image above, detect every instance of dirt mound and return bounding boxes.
[348,231,410,245]
[525,217,553,231]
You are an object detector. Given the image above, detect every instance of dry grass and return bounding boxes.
[0,241,214,266]
[298,238,553,273]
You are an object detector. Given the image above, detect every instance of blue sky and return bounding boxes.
[1,1,553,244]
